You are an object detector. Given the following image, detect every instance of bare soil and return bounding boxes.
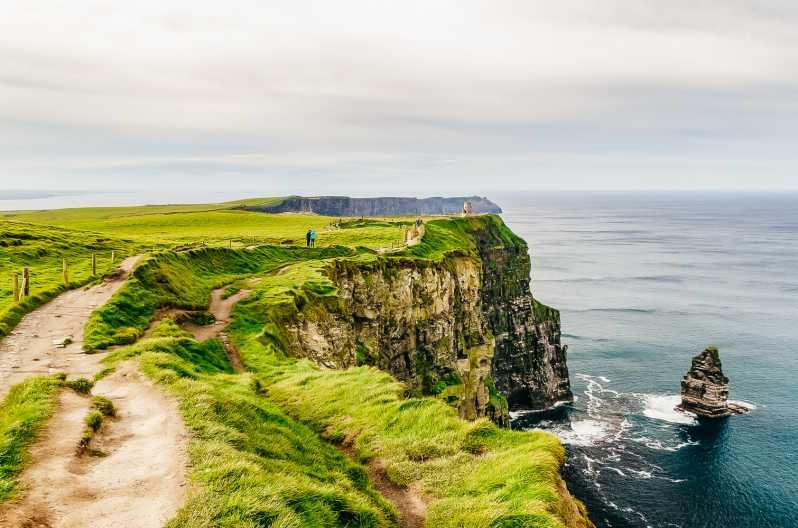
[0,362,188,528]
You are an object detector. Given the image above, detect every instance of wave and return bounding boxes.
[642,395,697,425]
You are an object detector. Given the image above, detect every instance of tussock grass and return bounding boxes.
[0,375,62,502]
[64,377,94,395]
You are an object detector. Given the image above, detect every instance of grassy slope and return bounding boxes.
[103,320,399,527]
[228,254,588,528]
[0,221,139,336]
[0,375,63,502]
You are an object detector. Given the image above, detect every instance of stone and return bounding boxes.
[677,346,748,418]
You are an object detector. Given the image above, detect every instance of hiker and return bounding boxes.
[309,229,317,247]
[415,216,423,229]
[306,228,312,247]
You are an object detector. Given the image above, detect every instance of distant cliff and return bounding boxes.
[241,195,502,216]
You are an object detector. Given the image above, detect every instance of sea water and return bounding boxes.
[497,192,798,528]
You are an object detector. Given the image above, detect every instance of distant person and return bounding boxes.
[415,216,423,229]
[309,229,317,247]
[306,228,312,247]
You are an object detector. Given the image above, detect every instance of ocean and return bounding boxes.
[497,192,798,528]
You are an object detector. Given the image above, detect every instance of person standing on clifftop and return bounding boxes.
[306,228,312,247]
[309,229,317,247]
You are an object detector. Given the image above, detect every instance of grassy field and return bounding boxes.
[1,199,409,249]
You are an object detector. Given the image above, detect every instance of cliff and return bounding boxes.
[273,215,572,425]
[242,195,502,216]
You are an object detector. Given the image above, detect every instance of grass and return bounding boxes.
[0,220,139,336]
[4,208,408,249]
[0,375,63,502]
[100,320,399,527]
[83,245,354,351]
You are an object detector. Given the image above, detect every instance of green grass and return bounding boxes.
[0,375,63,502]
[83,245,354,351]
[3,208,407,249]
[0,220,139,336]
[100,321,399,527]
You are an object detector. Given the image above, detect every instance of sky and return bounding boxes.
[1,0,797,196]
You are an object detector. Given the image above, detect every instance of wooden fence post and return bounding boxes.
[111,250,116,265]
[91,253,97,276]
[22,267,30,297]
[12,273,19,302]
[63,258,69,285]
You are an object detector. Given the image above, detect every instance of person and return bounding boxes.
[415,216,423,229]
[306,228,312,247]
[309,229,317,247]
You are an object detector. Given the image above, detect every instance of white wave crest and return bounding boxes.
[642,394,697,425]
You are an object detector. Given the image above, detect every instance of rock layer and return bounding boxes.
[243,195,502,216]
[678,346,747,418]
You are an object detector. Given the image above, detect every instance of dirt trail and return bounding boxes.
[0,362,188,528]
[0,256,141,400]
[148,287,250,372]
[369,461,426,528]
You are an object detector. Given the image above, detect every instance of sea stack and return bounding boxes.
[678,346,748,418]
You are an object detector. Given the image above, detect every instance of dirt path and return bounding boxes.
[368,460,426,528]
[0,362,188,528]
[148,287,250,373]
[0,256,141,400]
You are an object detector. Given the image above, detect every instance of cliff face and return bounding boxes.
[275,217,572,425]
[244,195,502,216]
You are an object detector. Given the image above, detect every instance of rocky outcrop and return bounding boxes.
[274,217,572,425]
[678,346,748,418]
[242,195,502,216]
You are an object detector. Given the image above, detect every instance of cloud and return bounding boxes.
[1,0,797,192]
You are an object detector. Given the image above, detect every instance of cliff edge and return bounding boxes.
[272,215,572,425]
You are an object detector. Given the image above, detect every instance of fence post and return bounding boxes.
[63,258,69,285]
[22,267,30,297]
[91,253,96,276]
[111,250,115,265]
[12,273,19,302]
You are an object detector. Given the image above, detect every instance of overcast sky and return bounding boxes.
[1,1,797,195]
